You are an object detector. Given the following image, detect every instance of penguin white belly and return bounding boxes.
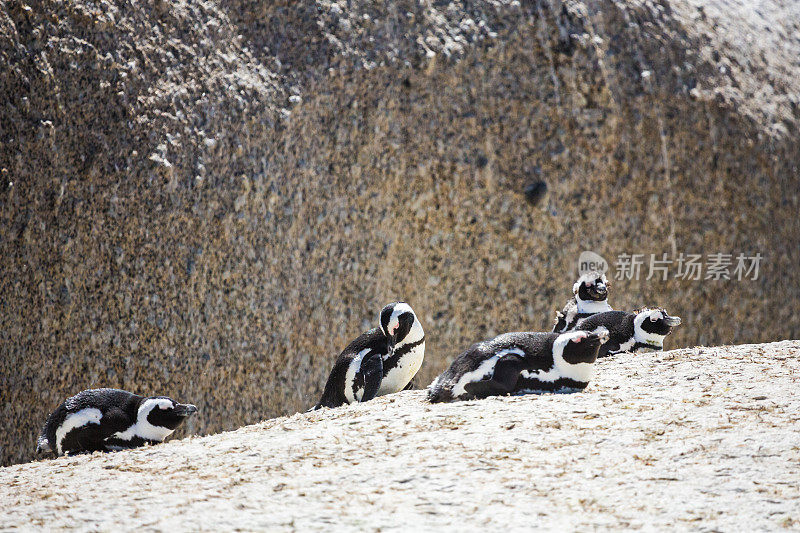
[377,342,425,396]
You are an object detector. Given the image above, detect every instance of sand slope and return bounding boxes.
[3,340,799,531]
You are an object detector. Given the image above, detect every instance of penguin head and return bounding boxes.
[138,397,198,433]
[633,308,682,348]
[573,271,609,303]
[379,302,420,347]
[557,329,608,365]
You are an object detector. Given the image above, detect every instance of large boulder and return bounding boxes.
[1,0,798,465]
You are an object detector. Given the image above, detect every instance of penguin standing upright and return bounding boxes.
[427,329,608,403]
[36,388,197,457]
[315,302,425,409]
[553,271,612,333]
[577,307,682,357]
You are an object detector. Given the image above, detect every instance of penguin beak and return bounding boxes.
[665,316,682,327]
[175,404,198,417]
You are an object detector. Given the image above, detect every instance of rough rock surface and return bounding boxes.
[2,0,800,466]
[2,341,800,530]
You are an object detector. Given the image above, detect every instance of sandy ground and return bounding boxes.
[2,340,799,531]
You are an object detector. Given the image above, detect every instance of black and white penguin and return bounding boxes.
[576,308,682,357]
[427,329,608,403]
[36,388,197,457]
[314,302,425,409]
[553,271,612,333]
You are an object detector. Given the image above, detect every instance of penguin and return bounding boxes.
[427,329,608,403]
[576,308,682,357]
[553,271,612,333]
[36,388,197,457]
[314,302,425,409]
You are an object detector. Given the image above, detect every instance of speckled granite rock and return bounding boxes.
[1,0,799,466]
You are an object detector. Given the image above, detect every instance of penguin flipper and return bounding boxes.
[359,353,384,403]
[463,354,525,399]
[100,408,132,437]
[97,407,136,450]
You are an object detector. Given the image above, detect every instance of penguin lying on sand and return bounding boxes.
[36,388,197,457]
[577,308,681,357]
[314,302,425,409]
[427,329,608,403]
[553,271,612,333]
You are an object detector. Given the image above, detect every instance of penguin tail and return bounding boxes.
[426,375,452,403]
[36,435,53,456]
[426,388,451,403]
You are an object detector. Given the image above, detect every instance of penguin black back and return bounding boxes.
[576,311,635,355]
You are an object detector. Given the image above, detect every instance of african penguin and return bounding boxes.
[553,271,612,333]
[576,308,682,357]
[427,329,608,403]
[36,388,197,457]
[314,302,425,409]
